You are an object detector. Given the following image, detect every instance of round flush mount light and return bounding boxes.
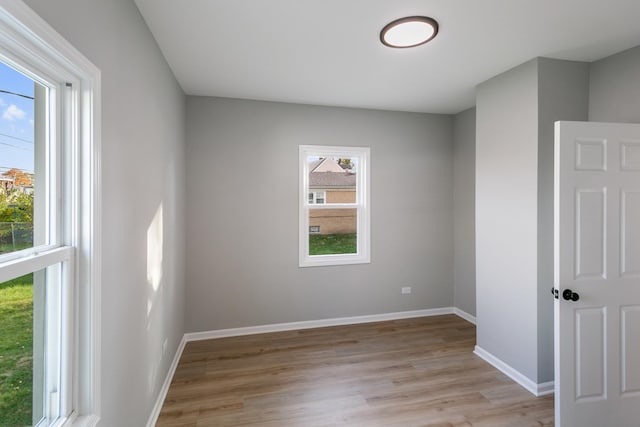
[380,16,439,48]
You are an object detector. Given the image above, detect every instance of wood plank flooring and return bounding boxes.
[156,315,553,426]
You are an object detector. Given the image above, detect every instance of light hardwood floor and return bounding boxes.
[156,315,554,426]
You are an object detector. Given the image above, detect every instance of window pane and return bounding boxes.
[308,156,357,205]
[308,207,357,255]
[0,263,62,426]
[0,266,58,426]
[0,61,47,256]
[0,273,35,425]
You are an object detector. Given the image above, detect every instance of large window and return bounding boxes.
[299,145,370,267]
[0,3,100,426]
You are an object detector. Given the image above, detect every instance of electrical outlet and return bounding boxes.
[401,286,412,294]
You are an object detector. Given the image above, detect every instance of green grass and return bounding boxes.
[0,242,32,256]
[309,233,357,255]
[0,273,33,427]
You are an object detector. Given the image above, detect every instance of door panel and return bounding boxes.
[575,307,606,401]
[575,189,606,279]
[621,141,640,171]
[555,121,640,427]
[621,306,640,395]
[575,138,607,171]
[621,190,640,276]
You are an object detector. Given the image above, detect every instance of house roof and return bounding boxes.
[309,171,356,189]
[310,157,345,173]
[309,159,323,172]
[2,168,32,187]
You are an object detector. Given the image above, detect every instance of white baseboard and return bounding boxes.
[453,308,476,325]
[536,380,555,396]
[146,335,187,427]
[185,307,458,341]
[474,345,554,397]
[147,306,477,426]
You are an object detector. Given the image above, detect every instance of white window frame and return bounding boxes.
[0,2,101,426]
[299,145,370,267]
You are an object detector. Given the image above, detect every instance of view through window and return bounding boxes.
[0,61,38,426]
[0,62,36,255]
[307,156,358,255]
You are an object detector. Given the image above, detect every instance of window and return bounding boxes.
[0,3,100,426]
[299,145,370,267]
[308,191,326,204]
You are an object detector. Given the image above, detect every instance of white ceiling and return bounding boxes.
[134,0,640,114]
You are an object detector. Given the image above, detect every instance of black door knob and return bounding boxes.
[562,289,580,302]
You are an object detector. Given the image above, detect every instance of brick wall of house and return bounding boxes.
[309,208,356,234]
[325,189,356,203]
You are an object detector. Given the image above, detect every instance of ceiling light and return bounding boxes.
[380,16,439,48]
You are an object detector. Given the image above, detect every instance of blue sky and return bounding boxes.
[0,61,34,174]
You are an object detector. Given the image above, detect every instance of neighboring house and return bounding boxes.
[1,168,33,193]
[0,175,13,193]
[308,157,356,235]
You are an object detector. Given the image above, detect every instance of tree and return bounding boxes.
[0,189,33,246]
[338,158,353,170]
[0,189,33,222]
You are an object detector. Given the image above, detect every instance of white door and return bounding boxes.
[555,121,640,427]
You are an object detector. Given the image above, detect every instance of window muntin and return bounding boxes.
[299,145,370,267]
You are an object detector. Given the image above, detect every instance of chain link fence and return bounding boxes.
[0,222,33,253]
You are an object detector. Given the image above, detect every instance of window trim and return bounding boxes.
[0,2,102,426]
[299,145,370,267]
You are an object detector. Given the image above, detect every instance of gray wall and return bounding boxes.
[185,96,454,332]
[22,1,187,426]
[536,58,589,382]
[476,58,588,384]
[453,108,476,317]
[476,59,540,381]
[590,45,640,123]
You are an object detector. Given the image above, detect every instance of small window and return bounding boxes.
[299,145,370,267]
[308,191,326,205]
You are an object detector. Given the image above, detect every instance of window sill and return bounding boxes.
[299,254,370,268]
